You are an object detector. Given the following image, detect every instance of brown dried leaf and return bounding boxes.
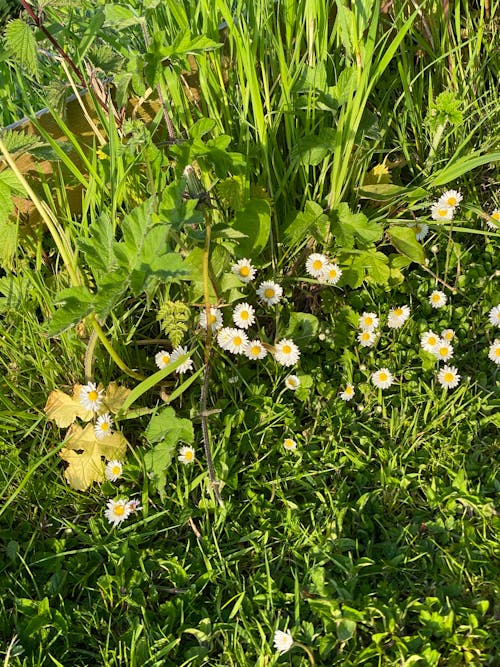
[59,423,128,491]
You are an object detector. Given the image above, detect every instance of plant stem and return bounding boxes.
[88,314,145,381]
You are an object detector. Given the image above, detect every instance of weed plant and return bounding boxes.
[0,0,499,665]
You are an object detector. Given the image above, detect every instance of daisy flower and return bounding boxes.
[433,341,454,362]
[199,307,223,331]
[486,209,500,230]
[371,368,394,389]
[488,340,500,365]
[488,305,500,327]
[410,222,429,241]
[231,258,256,283]
[232,302,255,329]
[155,350,171,370]
[283,438,297,452]
[430,202,455,221]
[285,375,300,390]
[358,312,379,331]
[441,328,455,342]
[429,290,447,308]
[437,365,460,389]
[105,460,123,482]
[178,445,196,465]
[321,262,342,285]
[79,382,103,412]
[217,327,248,354]
[170,346,194,373]
[257,280,283,306]
[273,629,294,654]
[127,498,143,513]
[95,413,113,439]
[340,384,355,401]
[105,498,131,526]
[438,190,463,208]
[305,253,329,278]
[387,305,410,329]
[357,330,376,347]
[244,340,268,360]
[421,331,440,353]
[273,339,300,367]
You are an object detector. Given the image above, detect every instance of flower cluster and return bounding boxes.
[155,346,194,374]
[430,189,463,222]
[305,253,342,285]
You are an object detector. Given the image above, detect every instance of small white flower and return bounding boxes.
[199,307,223,331]
[105,460,123,482]
[285,375,300,390]
[273,339,300,367]
[441,328,455,342]
[79,382,103,412]
[371,368,394,389]
[421,331,440,353]
[232,302,255,329]
[155,350,171,370]
[305,253,329,278]
[340,384,355,401]
[433,341,454,362]
[320,262,342,285]
[273,629,294,654]
[486,209,500,230]
[231,258,256,283]
[283,439,297,452]
[257,280,283,306]
[410,222,429,241]
[217,328,248,354]
[488,305,500,327]
[438,190,463,208]
[358,312,379,331]
[437,365,460,389]
[105,498,131,526]
[244,340,268,360]
[357,330,376,347]
[170,346,194,373]
[127,498,142,513]
[431,202,455,221]
[429,290,447,308]
[95,413,113,439]
[178,445,196,465]
[387,305,410,329]
[488,339,500,365]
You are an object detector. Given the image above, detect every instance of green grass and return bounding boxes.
[0,0,499,665]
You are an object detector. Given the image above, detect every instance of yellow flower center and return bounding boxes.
[240,266,250,276]
[251,345,261,356]
[115,504,126,516]
[233,336,242,346]
[493,212,500,221]
[313,260,323,270]
[444,372,454,383]
[379,372,387,382]
[162,355,170,364]
[240,311,249,320]
[88,390,98,401]
[209,314,216,324]
[101,422,110,432]
[365,317,373,326]
[329,269,337,278]
[264,288,275,299]
[111,465,120,475]
[428,336,437,346]
[282,345,292,354]
[185,450,194,461]
[447,197,457,206]
[439,347,448,357]
[284,439,295,449]
[438,208,448,217]
[495,348,500,357]
[394,308,403,316]
[362,333,370,341]
[346,387,353,395]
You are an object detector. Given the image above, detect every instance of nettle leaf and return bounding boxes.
[330,203,383,249]
[103,4,140,29]
[48,287,94,336]
[160,180,204,229]
[388,226,425,264]
[60,423,128,491]
[231,199,271,257]
[0,220,18,268]
[4,19,39,80]
[292,128,336,167]
[144,407,194,498]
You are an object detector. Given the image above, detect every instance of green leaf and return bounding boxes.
[293,128,336,166]
[145,406,194,446]
[0,220,18,269]
[358,183,415,201]
[331,203,383,249]
[47,287,94,336]
[337,618,357,642]
[283,201,328,246]
[429,152,500,188]
[231,199,271,256]
[387,226,425,264]
[285,312,319,342]
[5,19,39,79]
[78,213,116,279]
[103,5,140,29]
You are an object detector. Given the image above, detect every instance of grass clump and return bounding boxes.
[0,0,499,665]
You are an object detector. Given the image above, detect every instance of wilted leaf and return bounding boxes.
[44,386,96,427]
[60,423,128,491]
[102,382,131,414]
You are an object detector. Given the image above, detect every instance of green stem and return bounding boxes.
[88,314,145,381]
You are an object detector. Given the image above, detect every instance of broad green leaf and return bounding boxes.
[283,201,328,246]
[144,406,194,445]
[337,618,357,642]
[5,19,39,79]
[285,312,319,342]
[293,129,336,166]
[0,220,17,268]
[388,226,425,264]
[78,213,116,279]
[48,287,94,336]
[103,4,139,29]
[189,118,216,140]
[359,184,414,201]
[143,441,176,500]
[231,199,271,256]
[331,203,383,249]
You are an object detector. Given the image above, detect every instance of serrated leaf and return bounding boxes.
[44,386,96,427]
[292,128,336,166]
[78,213,116,279]
[388,226,425,264]
[48,286,94,336]
[101,382,131,414]
[60,423,128,491]
[230,199,271,257]
[103,4,139,29]
[331,203,383,249]
[0,220,17,268]
[283,201,327,246]
[144,406,194,446]
[5,19,39,80]
[0,132,44,158]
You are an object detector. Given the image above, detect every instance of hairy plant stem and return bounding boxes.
[200,210,223,506]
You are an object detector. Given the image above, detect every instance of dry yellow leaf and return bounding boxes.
[60,423,128,491]
[44,386,95,427]
[101,382,131,414]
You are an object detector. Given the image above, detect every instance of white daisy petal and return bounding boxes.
[488,339,500,365]
[105,498,131,526]
[105,459,123,481]
[437,365,460,389]
[231,258,256,283]
[429,290,447,308]
[273,339,300,366]
[232,302,255,329]
[79,382,103,412]
[371,368,394,389]
[257,281,283,306]
[305,253,329,278]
